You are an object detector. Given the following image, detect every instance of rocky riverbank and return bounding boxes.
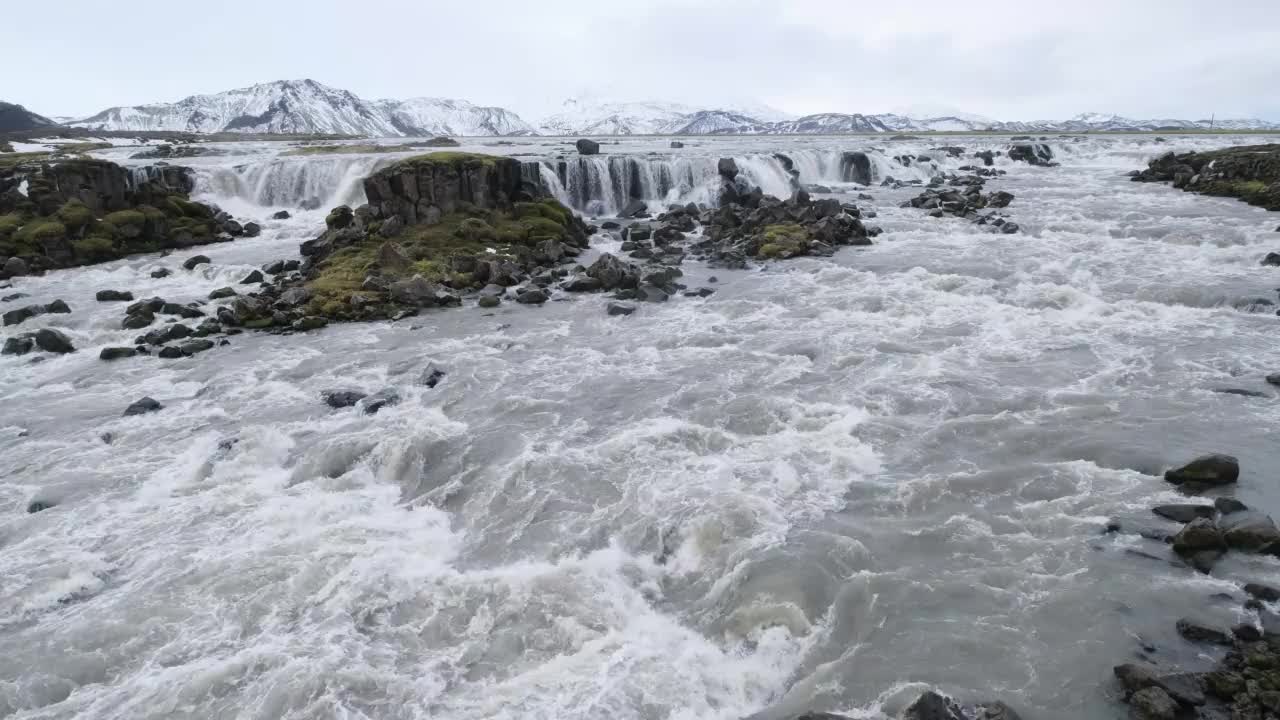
[0,158,255,279]
[1131,145,1280,211]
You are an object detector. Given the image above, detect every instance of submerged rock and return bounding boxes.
[182,255,211,270]
[33,328,74,353]
[95,289,134,302]
[1165,454,1239,486]
[361,388,401,415]
[1152,504,1215,523]
[1129,687,1178,720]
[99,346,138,361]
[123,396,163,416]
[1176,618,1233,645]
[322,389,367,409]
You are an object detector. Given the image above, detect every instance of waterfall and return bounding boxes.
[191,155,398,210]
[185,145,971,219]
[532,148,959,215]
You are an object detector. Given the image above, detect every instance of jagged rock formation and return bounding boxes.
[1131,145,1280,211]
[234,152,590,326]
[0,159,232,276]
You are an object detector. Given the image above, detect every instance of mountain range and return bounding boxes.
[0,102,57,132]
[10,79,1279,137]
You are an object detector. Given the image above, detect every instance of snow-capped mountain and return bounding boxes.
[70,80,400,135]
[0,102,58,132]
[68,80,538,137]
[376,97,536,136]
[538,99,695,136]
[61,81,1280,137]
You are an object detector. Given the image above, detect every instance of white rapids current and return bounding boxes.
[3,134,1280,720]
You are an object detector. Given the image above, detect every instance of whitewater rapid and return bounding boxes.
[3,134,1280,720]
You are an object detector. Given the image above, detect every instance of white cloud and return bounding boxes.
[2,0,1277,122]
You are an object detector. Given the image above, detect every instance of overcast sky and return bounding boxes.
[4,0,1279,121]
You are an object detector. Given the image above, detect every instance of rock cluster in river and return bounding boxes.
[1131,145,1280,211]
[0,158,253,278]
[1007,143,1057,167]
[902,172,1020,233]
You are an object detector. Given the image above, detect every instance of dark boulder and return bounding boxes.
[840,152,873,185]
[562,274,603,292]
[27,500,56,514]
[607,302,636,316]
[123,396,162,416]
[420,365,446,388]
[322,389,367,409]
[902,691,965,720]
[717,158,739,180]
[240,269,264,284]
[243,222,261,237]
[1244,582,1280,602]
[361,388,401,415]
[587,253,640,290]
[150,268,171,279]
[3,257,29,278]
[1175,618,1232,645]
[1152,504,1215,523]
[516,287,550,304]
[575,139,600,155]
[99,346,138,360]
[1008,143,1055,166]
[1215,497,1248,515]
[34,328,74,353]
[272,210,291,220]
[1262,253,1280,267]
[1172,518,1226,555]
[2,336,34,355]
[122,311,155,329]
[619,199,648,218]
[96,290,134,302]
[1165,455,1239,486]
[1219,510,1280,551]
[182,255,211,270]
[209,287,237,300]
[1129,687,1178,720]
[262,259,286,275]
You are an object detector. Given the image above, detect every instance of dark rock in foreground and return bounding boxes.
[322,389,366,409]
[1165,454,1239,486]
[123,396,162,415]
[1132,145,1280,211]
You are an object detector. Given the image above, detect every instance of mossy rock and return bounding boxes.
[15,219,66,243]
[72,236,117,262]
[458,218,495,242]
[756,223,810,258]
[104,209,145,227]
[389,152,501,170]
[0,213,24,239]
[56,201,94,230]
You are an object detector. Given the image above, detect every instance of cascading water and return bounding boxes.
[191,155,399,212]
[535,148,962,215]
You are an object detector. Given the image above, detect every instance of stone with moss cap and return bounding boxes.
[362,152,536,226]
[1133,144,1280,211]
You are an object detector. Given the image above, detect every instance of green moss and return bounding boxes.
[0,151,57,168]
[56,201,94,230]
[0,213,24,239]
[458,218,495,242]
[756,224,810,259]
[388,152,500,171]
[164,196,211,219]
[104,209,145,227]
[306,245,379,314]
[72,236,117,262]
[15,219,66,243]
[514,200,570,226]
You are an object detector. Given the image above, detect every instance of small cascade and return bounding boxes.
[532,148,959,215]
[192,155,397,211]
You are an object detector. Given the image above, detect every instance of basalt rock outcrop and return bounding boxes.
[1008,143,1057,167]
[903,173,1019,233]
[0,159,238,277]
[240,152,589,326]
[1131,145,1280,211]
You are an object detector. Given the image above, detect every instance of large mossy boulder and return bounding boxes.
[1133,145,1280,211]
[0,159,220,272]
[256,153,590,326]
[362,152,536,225]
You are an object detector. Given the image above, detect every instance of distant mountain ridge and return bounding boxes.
[67,79,537,136]
[49,80,1280,137]
[0,102,57,132]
